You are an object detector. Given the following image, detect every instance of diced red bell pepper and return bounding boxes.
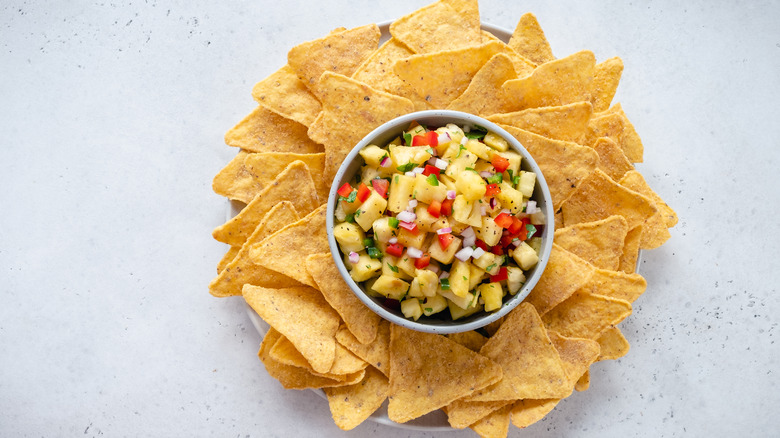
[438,233,454,250]
[485,183,500,197]
[427,199,442,218]
[494,212,513,228]
[440,198,454,216]
[371,178,389,198]
[491,155,510,173]
[500,234,516,248]
[414,253,431,269]
[490,245,504,256]
[490,266,508,283]
[385,243,404,257]
[356,182,371,203]
[507,216,526,235]
[424,130,439,147]
[399,221,420,235]
[422,164,441,177]
[474,239,489,251]
[412,134,427,146]
[337,182,353,198]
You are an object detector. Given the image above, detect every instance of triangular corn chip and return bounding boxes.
[591,57,624,113]
[619,225,643,274]
[446,400,511,429]
[585,106,644,162]
[335,321,391,377]
[251,65,322,127]
[241,152,328,204]
[469,403,512,438]
[596,326,630,361]
[524,243,595,316]
[510,398,558,429]
[224,105,323,154]
[324,366,389,430]
[592,136,634,181]
[487,101,593,143]
[579,267,647,304]
[554,215,629,270]
[507,12,555,65]
[447,53,518,116]
[390,0,482,53]
[542,291,632,340]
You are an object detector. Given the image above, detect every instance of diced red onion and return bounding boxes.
[380,156,391,167]
[413,167,424,174]
[428,264,440,274]
[399,221,417,231]
[397,210,416,222]
[388,237,398,244]
[480,171,493,179]
[437,132,451,144]
[439,271,450,279]
[407,247,423,259]
[526,200,537,214]
[472,247,486,259]
[460,135,468,146]
[512,238,522,247]
[408,199,418,208]
[463,125,471,133]
[447,190,457,200]
[348,251,359,264]
[489,197,497,209]
[500,209,511,215]
[428,157,437,165]
[461,227,476,247]
[405,171,415,177]
[480,206,487,216]
[436,227,452,235]
[454,246,474,261]
[434,158,448,170]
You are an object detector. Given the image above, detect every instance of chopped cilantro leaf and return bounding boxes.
[526,224,537,239]
[403,132,412,146]
[388,263,399,273]
[426,173,439,186]
[464,125,488,139]
[397,162,416,173]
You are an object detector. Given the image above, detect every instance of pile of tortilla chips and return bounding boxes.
[210,0,676,435]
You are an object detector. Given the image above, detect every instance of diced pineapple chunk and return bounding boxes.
[396,227,427,249]
[483,131,509,151]
[414,269,439,297]
[452,195,482,227]
[472,252,502,275]
[360,165,380,184]
[494,151,522,176]
[496,181,523,213]
[372,217,396,250]
[444,149,478,179]
[333,222,365,253]
[511,241,539,270]
[449,300,483,320]
[355,191,388,231]
[438,174,457,191]
[478,282,504,312]
[455,170,486,201]
[428,234,461,264]
[415,204,450,233]
[349,254,382,282]
[422,294,448,316]
[469,263,487,290]
[371,274,410,300]
[359,145,388,167]
[506,266,526,295]
[382,255,412,280]
[475,216,502,247]
[449,259,471,297]
[518,171,536,198]
[387,174,415,213]
[441,288,477,311]
[390,145,432,170]
[464,138,491,161]
[400,298,423,321]
[413,173,448,205]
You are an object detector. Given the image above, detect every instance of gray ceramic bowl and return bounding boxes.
[326,110,554,334]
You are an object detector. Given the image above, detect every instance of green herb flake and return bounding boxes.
[487,173,503,184]
[426,173,439,186]
[424,307,433,313]
[388,217,400,229]
[339,190,358,203]
[362,238,374,247]
[456,144,468,158]
[526,224,537,239]
[485,263,496,272]
[397,162,416,173]
[345,213,355,223]
[388,263,399,273]
[440,278,450,290]
[464,125,488,140]
[403,132,412,146]
[367,247,383,259]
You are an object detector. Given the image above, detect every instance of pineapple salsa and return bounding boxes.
[332,122,545,321]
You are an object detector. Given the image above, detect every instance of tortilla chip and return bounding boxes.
[500,125,599,210]
[306,253,381,345]
[591,136,634,181]
[574,370,590,391]
[390,0,483,54]
[541,291,632,340]
[259,328,360,390]
[467,303,570,402]
[287,24,381,92]
[351,38,432,111]
[547,330,600,393]
[507,12,555,65]
[241,152,328,203]
[249,205,328,288]
[244,284,340,374]
[447,330,488,352]
[591,57,624,113]
[620,170,678,228]
[209,202,303,297]
[616,172,671,249]
[503,50,596,111]
[335,320,391,377]
[596,326,630,361]
[585,107,644,162]
[324,366,389,430]
[510,398,558,429]
[524,243,595,315]
[446,400,511,430]
[487,101,593,143]
[619,225,643,274]
[270,333,367,377]
[251,65,322,127]
[447,53,518,116]
[394,41,510,109]
[469,403,512,438]
[224,105,324,153]
[561,169,658,231]
[553,215,629,270]
[580,268,647,303]
[387,324,503,423]
[212,150,261,203]
[307,72,415,182]
[212,160,319,246]
[216,245,240,273]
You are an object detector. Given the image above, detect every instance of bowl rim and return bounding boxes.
[326,110,555,334]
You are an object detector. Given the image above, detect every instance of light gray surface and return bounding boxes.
[1,1,778,436]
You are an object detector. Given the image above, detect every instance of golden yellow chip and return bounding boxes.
[469,403,512,438]
[446,400,511,430]
[216,245,240,273]
[324,366,389,430]
[547,330,600,392]
[447,53,518,116]
[351,38,431,111]
[553,215,629,270]
[251,65,323,127]
[592,136,635,181]
[500,125,599,210]
[248,205,328,288]
[269,333,366,377]
[307,72,415,182]
[212,160,319,246]
[586,106,644,162]
[503,50,596,110]
[580,267,647,303]
[212,150,260,203]
[209,202,302,297]
[387,324,503,423]
[510,398,558,429]
[467,303,570,402]
[596,326,630,361]
[524,243,595,316]
[619,225,643,274]
[620,170,678,228]
[287,24,381,92]
[541,291,632,340]
[306,253,381,345]
[617,171,672,249]
[394,41,509,109]
[389,0,483,54]
[487,101,593,143]
[447,330,488,353]
[590,57,624,113]
[244,284,340,374]
[335,320,391,377]
[507,12,555,65]
[241,152,328,203]
[575,370,590,392]
[224,105,323,154]
[561,169,658,231]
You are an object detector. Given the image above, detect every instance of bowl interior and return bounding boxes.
[326,110,554,334]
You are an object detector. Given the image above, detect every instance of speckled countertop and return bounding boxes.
[1,1,778,436]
